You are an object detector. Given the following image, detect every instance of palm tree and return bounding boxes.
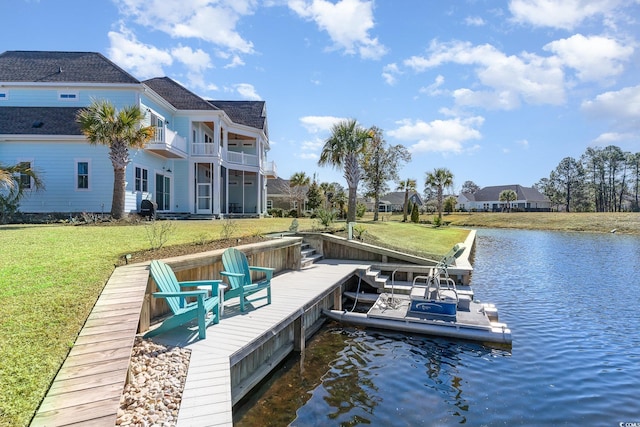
[396,178,417,222]
[425,168,454,221]
[499,189,518,212]
[289,171,310,216]
[0,163,44,223]
[76,100,154,219]
[318,119,371,223]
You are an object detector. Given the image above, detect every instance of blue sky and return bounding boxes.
[2,0,639,194]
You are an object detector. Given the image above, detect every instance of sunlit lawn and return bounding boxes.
[0,216,465,427]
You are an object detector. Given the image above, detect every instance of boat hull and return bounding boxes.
[324,309,512,345]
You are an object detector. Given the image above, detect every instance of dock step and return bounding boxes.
[301,241,323,268]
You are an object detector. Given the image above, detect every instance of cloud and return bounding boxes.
[107,26,173,79]
[404,40,566,109]
[288,0,387,59]
[544,34,634,82]
[592,131,636,144]
[508,0,626,30]
[581,84,640,129]
[299,115,346,133]
[465,16,486,26]
[419,75,446,96]
[387,116,484,154]
[234,83,262,100]
[382,63,400,85]
[113,0,256,53]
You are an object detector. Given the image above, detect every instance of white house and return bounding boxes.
[456,185,551,212]
[0,50,277,218]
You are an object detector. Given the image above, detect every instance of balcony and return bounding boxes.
[145,127,187,159]
[262,161,277,179]
[192,142,220,157]
[227,151,259,166]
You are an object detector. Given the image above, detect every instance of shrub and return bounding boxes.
[353,224,367,241]
[145,220,175,249]
[356,202,366,219]
[220,218,238,240]
[315,208,337,229]
[288,209,298,218]
[410,203,420,223]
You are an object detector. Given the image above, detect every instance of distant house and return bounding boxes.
[266,177,308,212]
[378,191,423,212]
[457,185,551,212]
[0,50,277,218]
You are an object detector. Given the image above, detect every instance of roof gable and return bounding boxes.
[143,77,218,111]
[0,51,139,84]
[0,106,83,135]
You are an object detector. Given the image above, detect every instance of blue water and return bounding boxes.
[240,229,640,426]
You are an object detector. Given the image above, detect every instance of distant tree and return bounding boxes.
[306,178,323,212]
[76,100,154,219]
[396,178,417,222]
[425,168,454,221]
[628,152,640,211]
[360,126,411,221]
[410,202,420,223]
[0,162,44,223]
[444,196,457,213]
[551,157,586,212]
[461,180,480,194]
[333,186,347,219]
[499,189,517,212]
[289,171,310,216]
[318,119,371,223]
[535,177,562,211]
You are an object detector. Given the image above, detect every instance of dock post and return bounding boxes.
[333,286,342,311]
[294,316,305,353]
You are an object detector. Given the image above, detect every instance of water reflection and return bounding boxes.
[236,229,640,426]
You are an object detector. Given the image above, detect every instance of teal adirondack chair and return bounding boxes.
[145,260,221,340]
[220,248,273,312]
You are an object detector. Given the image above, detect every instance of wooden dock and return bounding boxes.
[31,259,362,427]
[152,260,362,426]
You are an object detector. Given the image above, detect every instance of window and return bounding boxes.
[266,200,273,209]
[58,92,78,101]
[135,167,148,192]
[18,161,32,189]
[76,161,89,190]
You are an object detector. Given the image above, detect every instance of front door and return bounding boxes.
[155,174,171,211]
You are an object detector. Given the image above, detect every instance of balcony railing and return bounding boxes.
[227,151,259,166]
[145,127,187,158]
[192,142,220,157]
[262,161,277,178]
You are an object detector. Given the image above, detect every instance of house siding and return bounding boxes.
[0,50,274,218]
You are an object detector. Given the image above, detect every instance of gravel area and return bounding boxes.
[116,337,190,426]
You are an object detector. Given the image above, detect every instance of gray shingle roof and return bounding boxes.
[0,51,139,84]
[143,77,218,111]
[468,185,548,202]
[208,100,266,130]
[380,191,422,205]
[0,107,83,135]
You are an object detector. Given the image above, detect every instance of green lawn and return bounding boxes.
[0,217,466,427]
